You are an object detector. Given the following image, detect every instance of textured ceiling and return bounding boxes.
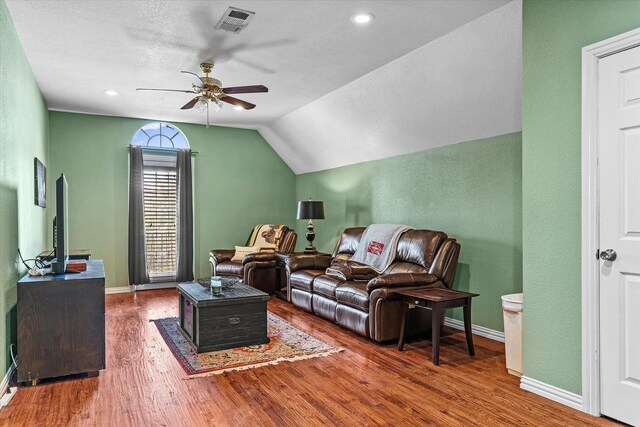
[5,0,509,128]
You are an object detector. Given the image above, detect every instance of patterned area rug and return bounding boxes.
[152,313,343,377]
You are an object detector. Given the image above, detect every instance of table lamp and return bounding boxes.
[296,200,325,253]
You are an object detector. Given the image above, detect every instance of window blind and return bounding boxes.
[143,167,177,281]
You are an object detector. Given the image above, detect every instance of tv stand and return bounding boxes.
[17,260,105,385]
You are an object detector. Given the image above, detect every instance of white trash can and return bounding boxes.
[501,293,523,377]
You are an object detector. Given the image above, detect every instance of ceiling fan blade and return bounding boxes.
[180,71,205,88]
[180,97,200,110]
[137,88,196,93]
[220,96,256,110]
[222,85,268,95]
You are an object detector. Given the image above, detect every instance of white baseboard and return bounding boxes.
[444,317,505,343]
[520,376,583,412]
[133,282,177,291]
[105,282,177,294]
[105,286,132,294]
[0,364,16,404]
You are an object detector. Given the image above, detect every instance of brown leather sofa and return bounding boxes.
[284,227,460,342]
[210,225,297,294]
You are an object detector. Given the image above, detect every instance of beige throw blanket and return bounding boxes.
[351,224,413,273]
[249,224,286,251]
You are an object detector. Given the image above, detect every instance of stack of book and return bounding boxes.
[66,260,87,272]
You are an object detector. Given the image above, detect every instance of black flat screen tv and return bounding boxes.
[51,174,69,274]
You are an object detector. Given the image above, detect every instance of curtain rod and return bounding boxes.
[126,146,198,155]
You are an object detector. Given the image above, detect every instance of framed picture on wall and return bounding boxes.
[34,158,46,208]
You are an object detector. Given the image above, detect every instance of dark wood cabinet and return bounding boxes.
[17,260,105,385]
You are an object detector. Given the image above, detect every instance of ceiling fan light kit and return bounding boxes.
[209,98,223,113]
[136,61,267,126]
[194,97,209,112]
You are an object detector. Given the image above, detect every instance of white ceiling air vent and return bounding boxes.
[215,7,255,34]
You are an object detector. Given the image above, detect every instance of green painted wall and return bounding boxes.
[296,133,522,331]
[523,0,640,394]
[48,112,296,288]
[0,0,49,371]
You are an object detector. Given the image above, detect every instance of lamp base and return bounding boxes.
[304,219,317,254]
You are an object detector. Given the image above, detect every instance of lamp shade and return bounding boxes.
[296,200,325,220]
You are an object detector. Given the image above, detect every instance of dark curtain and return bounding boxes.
[128,145,150,285]
[176,149,194,282]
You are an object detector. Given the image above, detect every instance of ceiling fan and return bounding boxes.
[137,62,268,125]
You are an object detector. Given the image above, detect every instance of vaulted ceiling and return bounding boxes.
[6,0,520,174]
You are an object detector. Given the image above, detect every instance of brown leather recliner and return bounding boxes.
[284,227,460,342]
[210,225,297,294]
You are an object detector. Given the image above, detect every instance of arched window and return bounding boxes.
[129,122,192,284]
[131,122,189,149]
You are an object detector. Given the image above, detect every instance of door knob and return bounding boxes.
[600,249,617,261]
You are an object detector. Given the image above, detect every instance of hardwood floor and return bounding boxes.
[0,289,618,426]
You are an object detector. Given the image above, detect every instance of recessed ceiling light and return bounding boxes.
[234,106,244,111]
[351,12,374,24]
[104,90,119,96]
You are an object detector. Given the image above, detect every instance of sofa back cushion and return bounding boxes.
[384,230,447,273]
[332,227,365,258]
[279,229,297,253]
[332,227,451,277]
[428,238,460,287]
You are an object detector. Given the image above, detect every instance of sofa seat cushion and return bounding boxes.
[312,275,344,299]
[336,304,369,337]
[384,262,428,275]
[216,261,243,276]
[290,269,324,292]
[335,282,370,312]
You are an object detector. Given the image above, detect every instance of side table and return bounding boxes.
[396,288,479,365]
[274,252,330,302]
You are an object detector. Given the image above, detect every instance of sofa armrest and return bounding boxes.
[210,249,234,263]
[242,251,276,265]
[366,273,439,292]
[369,281,445,307]
[285,254,333,272]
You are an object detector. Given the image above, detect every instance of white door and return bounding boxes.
[598,45,640,426]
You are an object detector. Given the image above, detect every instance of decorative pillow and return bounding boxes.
[259,244,277,253]
[231,246,260,262]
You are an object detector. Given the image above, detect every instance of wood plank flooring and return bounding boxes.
[0,289,618,426]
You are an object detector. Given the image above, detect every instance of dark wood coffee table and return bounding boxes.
[396,288,479,365]
[177,280,270,353]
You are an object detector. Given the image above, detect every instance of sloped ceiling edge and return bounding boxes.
[259,1,522,175]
